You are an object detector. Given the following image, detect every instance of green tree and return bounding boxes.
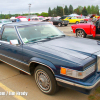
[91,5,96,14]
[87,5,91,14]
[76,8,80,15]
[52,8,57,17]
[69,5,73,14]
[48,7,52,16]
[64,5,69,15]
[82,7,88,16]
[77,6,83,14]
[40,12,48,17]
[95,5,99,15]
[56,6,63,16]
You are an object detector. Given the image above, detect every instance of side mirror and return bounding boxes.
[10,39,19,45]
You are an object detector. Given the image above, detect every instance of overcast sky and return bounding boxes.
[0,0,100,14]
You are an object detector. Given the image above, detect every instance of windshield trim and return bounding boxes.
[17,23,65,44]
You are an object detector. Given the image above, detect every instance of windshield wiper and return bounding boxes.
[29,38,42,43]
[46,35,60,39]
[46,34,65,39]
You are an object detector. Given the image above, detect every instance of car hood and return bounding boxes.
[26,36,100,61]
[71,23,94,29]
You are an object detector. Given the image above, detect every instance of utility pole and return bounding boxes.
[63,4,65,16]
[1,11,2,19]
[9,11,10,18]
[28,3,31,19]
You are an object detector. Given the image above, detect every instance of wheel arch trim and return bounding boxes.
[29,57,56,75]
[75,28,86,33]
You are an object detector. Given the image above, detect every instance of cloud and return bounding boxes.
[0,0,99,14]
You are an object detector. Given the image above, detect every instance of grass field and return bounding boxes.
[88,86,100,100]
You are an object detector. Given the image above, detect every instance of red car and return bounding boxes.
[71,19,100,38]
[84,14,96,23]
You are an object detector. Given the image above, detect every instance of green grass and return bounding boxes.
[88,95,95,100]
[95,86,100,93]
[88,86,100,100]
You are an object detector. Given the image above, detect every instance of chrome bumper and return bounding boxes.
[56,77,100,89]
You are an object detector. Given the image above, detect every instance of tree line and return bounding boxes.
[0,12,49,19]
[0,5,99,19]
[48,5,99,16]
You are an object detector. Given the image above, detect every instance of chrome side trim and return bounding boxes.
[29,61,55,75]
[56,78,100,89]
[0,59,31,75]
[0,54,28,66]
[97,54,100,71]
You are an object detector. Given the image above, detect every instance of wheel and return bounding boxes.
[34,65,58,95]
[76,21,79,24]
[58,23,62,27]
[64,24,68,26]
[84,20,87,23]
[76,29,87,38]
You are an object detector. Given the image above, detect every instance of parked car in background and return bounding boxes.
[19,18,28,22]
[60,15,68,20]
[84,14,99,23]
[84,16,92,23]
[0,19,12,29]
[71,18,100,38]
[49,17,69,26]
[0,22,100,95]
[31,17,45,22]
[64,17,84,24]
[76,16,85,19]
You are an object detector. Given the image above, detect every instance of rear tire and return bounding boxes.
[76,29,87,38]
[34,65,58,95]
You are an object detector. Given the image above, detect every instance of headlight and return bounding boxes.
[97,54,100,71]
[60,63,95,79]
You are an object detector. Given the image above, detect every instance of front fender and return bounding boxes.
[29,57,56,74]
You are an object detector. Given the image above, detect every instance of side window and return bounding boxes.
[32,18,34,20]
[35,18,38,20]
[2,27,19,42]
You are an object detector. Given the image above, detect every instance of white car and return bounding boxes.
[0,19,12,29]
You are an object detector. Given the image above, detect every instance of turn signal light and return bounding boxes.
[60,67,66,75]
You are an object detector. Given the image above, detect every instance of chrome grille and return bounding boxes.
[97,54,100,71]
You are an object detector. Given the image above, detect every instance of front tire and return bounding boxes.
[58,23,62,27]
[76,29,87,38]
[64,24,68,26]
[34,65,58,95]
[84,20,87,23]
[76,21,79,24]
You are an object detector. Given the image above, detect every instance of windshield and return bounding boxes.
[3,20,12,23]
[17,24,64,43]
[39,17,45,20]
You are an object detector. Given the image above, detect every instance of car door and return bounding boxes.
[67,17,72,23]
[91,25,96,38]
[0,26,28,72]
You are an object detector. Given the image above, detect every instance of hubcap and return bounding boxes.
[35,69,51,92]
[77,30,84,38]
[58,23,61,26]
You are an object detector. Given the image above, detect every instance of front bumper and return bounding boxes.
[56,72,100,94]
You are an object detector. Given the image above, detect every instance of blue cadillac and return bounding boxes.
[0,21,100,95]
